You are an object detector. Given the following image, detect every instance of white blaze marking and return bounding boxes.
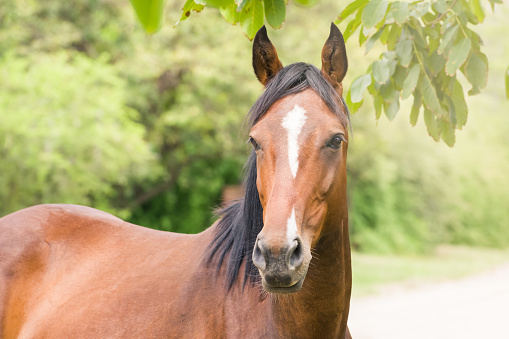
[281,104,307,179]
[286,208,298,241]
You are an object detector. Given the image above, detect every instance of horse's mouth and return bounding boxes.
[262,277,305,294]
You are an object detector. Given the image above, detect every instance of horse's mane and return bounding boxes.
[206,63,350,291]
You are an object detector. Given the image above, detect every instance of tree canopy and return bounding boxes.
[131,0,508,146]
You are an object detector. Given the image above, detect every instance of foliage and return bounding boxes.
[340,0,497,146]
[0,0,257,230]
[130,0,507,147]
[0,52,157,217]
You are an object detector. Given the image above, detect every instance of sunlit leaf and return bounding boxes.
[465,52,488,90]
[384,96,399,120]
[362,0,388,29]
[346,90,364,112]
[470,0,485,22]
[130,0,165,33]
[402,64,420,99]
[372,59,390,84]
[451,80,467,128]
[365,29,383,54]
[343,9,363,41]
[410,90,421,126]
[409,1,430,19]
[424,108,441,141]
[430,50,446,74]
[433,0,447,14]
[387,25,401,50]
[420,72,443,116]
[395,38,412,67]
[445,38,471,76]
[240,0,263,39]
[437,25,458,55]
[390,1,408,25]
[379,25,390,44]
[439,118,455,146]
[293,0,319,5]
[380,81,396,102]
[350,74,372,103]
[264,0,285,29]
[220,2,240,24]
[335,0,369,23]
[204,0,231,7]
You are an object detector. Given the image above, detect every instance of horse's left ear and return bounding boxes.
[253,26,283,86]
[321,23,348,96]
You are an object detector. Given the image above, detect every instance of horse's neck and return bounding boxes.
[269,216,351,338]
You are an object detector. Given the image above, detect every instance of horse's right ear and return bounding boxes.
[252,26,283,86]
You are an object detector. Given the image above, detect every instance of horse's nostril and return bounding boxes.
[288,239,304,269]
[252,238,266,271]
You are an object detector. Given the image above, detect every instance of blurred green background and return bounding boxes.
[1,0,508,268]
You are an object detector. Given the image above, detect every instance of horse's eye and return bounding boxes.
[327,135,345,150]
[249,136,261,151]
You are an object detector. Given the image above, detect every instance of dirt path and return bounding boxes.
[348,262,509,339]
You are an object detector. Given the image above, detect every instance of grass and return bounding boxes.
[351,245,509,297]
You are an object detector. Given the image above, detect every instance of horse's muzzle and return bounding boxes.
[252,235,309,294]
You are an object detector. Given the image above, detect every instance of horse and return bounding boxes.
[0,23,352,338]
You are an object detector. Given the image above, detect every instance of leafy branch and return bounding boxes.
[129,0,508,146]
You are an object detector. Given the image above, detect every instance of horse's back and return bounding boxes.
[0,204,215,338]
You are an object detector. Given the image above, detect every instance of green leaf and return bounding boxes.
[379,25,390,44]
[350,74,372,103]
[343,8,363,41]
[437,25,458,55]
[236,0,250,12]
[390,1,408,25]
[387,25,401,50]
[240,0,264,39]
[430,50,446,74]
[335,0,369,23]
[465,52,488,90]
[402,64,420,99]
[346,90,364,113]
[362,0,389,29]
[392,65,406,89]
[130,0,165,33]
[204,0,231,7]
[445,38,471,76]
[395,38,413,67]
[433,0,447,14]
[506,65,509,100]
[365,29,383,54]
[372,59,390,84]
[409,1,430,18]
[470,0,485,22]
[384,96,399,120]
[263,0,285,29]
[293,0,319,5]
[439,118,455,146]
[419,72,444,116]
[380,81,396,102]
[424,108,441,141]
[220,2,240,24]
[410,90,421,126]
[450,80,467,127]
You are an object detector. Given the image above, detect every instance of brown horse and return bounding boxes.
[0,24,352,338]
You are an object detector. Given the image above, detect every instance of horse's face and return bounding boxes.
[250,24,348,294]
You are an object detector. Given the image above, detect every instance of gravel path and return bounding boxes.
[348,262,509,339]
